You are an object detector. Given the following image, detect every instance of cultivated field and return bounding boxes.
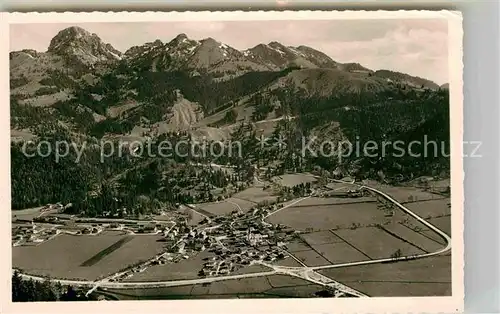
[266,200,382,231]
[362,180,443,203]
[231,264,272,275]
[125,251,215,282]
[197,197,255,216]
[300,230,343,245]
[308,242,370,264]
[233,187,278,204]
[428,216,451,236]
[404,198,451,218]
[12,206,52,221]
[319,255,451,296]
[291,249,330,267]
[380,222,445,253]
[273,257,304,267]
[272,173,317,188]
[104,274,325,299]
[332,227,425,259]
[13,233,166,280]
[294,196,376,206]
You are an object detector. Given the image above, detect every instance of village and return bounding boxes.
[12,179,375,284]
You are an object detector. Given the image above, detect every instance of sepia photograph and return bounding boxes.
[4,10,463,311]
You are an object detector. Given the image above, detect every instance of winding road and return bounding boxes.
[15,179,451,297]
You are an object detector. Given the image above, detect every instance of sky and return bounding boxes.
[10,19,448,85]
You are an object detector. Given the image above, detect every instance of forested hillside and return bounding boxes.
[10,26,450,215]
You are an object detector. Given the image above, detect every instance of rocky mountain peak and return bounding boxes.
[174,33,188,41]
[199,37,219,46]
[47,26,122,65]
[268,41,286,49]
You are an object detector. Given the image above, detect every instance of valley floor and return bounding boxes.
[12,174,452,299]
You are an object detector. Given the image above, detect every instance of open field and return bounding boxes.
[272,174,317,187]
[91,235,167,275]
[197,197,255,216]
[273,257,304,267]
[325,182,353,191]
[13,233,166,280]
[292,221,447,265]
[225,198,256,213]
[233,187,278,204]
[300,230,343,245]
[381,222,445,253]
[291,249,330,267]
[264,284,326,298]
[125,251,214,282]
[13,233,127,280]
[193,277,273,295]
[196,202,237,216]
[267,200,382,231]
[319,255,451,296]
[428,215,451,236]
[404,198,451,218]
[332,227,425,259]
[309,242,370,264]
[103,275,324,299]
[12,206,49,221]
[294,196,376,206]
[362,180,443,203]
[231,264,272,275]
[81,236,133,266]
[285,239,313,253]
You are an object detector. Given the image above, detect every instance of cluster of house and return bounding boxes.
[192,205,295,277]
[12,223,60,246]
[41,202,68,212]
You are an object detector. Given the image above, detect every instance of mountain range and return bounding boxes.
[10,26,449,182]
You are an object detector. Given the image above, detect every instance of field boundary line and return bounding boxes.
[398,222,447,246]
[377,225,429,254]
[329,230,373,260]
[295,236,337,266]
